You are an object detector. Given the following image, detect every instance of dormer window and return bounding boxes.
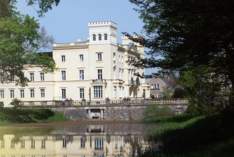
[104,33,108,40]
[93,34,96,41]
[98,34,102,40]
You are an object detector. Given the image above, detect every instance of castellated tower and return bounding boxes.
[88,21,117,45]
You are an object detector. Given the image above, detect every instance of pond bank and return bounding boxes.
[142,109,234,157]
[0,108,67,125]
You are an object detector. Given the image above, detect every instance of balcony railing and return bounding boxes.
[92,79,107,85]
[18,99,188,108]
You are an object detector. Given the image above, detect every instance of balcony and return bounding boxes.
[92,79,107,85]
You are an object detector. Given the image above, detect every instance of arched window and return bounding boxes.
[98,34,102,40]
[93,34,96,41]
[104,33,108,40]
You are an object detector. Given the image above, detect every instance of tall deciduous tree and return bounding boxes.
[0,0,58,85]
[128,0,234,107]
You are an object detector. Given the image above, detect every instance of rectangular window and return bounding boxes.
[20,89,24,98]
[98,34,102,40]
[21,140,25,148]
[97,69,103,80]
[61,70,66,80]
[40,72,45,81]
[94,138,103,150]
[104,33,108,40]
[62,138,67,148]
[10,89,14,98]
[0,72,4,82]
[80,88,84,99]
[30,72,34,81]
[154,84,160,90]
[97,52,102,61]
[40,88,45,98]
[41,139,46,149]
[94,86,103,98]
[92,34,96,41]
[61,55,66,62]
[80,54,84,61]
[62,88,66,99]
[79,70,84,80]
[80,137,86,148]
[114,86,117,97]
[0,90,4,99]
[30,89,35,98]
[31,139,35,149]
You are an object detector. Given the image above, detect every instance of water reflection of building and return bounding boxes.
[0,134,149,157]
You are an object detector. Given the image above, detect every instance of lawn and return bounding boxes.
[142,105,234,157]
[0,108,67,125]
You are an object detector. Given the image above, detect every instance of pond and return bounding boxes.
[0,122,156,157]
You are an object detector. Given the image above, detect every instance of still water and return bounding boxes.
[0,122,154,157]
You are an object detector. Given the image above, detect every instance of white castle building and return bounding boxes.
[0,21,150,107]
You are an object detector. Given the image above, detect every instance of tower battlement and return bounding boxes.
[88,21,117,29]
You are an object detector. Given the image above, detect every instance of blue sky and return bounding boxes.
[17,0,155,74]
[17,0,144,43]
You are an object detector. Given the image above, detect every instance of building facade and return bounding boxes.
[0,21,150,107]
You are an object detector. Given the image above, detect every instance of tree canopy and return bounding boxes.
[0,0,57,85]
[129,0,234,106]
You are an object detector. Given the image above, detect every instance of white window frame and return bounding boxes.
[79,54,84,62]
[61,88,66,99]
[104,33,108,40]
[40,72,45,81]
[80,88,85,99]
[0,89,4,99]
[94,86,103,98]
[10,89,14,98]
[92,34,96,41]
[61,70,66,81]
[20,89,24,98]
[61,55,66,62]
[79,70,84,80]
[97,52,103,61]
[98,34,102,40]
[30,89,35,98]
[40,88,45,98]
[30,72,34,82]
[97,69,103,80]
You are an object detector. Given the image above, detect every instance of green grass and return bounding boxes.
[46,112,67,122]
[142,105,234,157]
[0,108,67,124]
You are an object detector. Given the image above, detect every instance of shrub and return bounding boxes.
[0,108,55,123]
[144,104,174,122]
[0,102,4,108]
[105,97,110,103]
[10,99,22,108]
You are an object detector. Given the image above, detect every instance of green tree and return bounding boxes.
[179,67,228,114]
[128,0,234,107]
[0,0,56,85]
[0,0,60,17]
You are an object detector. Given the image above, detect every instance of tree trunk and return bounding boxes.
[229,75,234,109]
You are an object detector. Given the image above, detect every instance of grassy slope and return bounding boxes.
[0,108,67,125]
[142,105,234,157]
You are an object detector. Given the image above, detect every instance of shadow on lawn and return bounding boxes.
[142,111,234,157]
